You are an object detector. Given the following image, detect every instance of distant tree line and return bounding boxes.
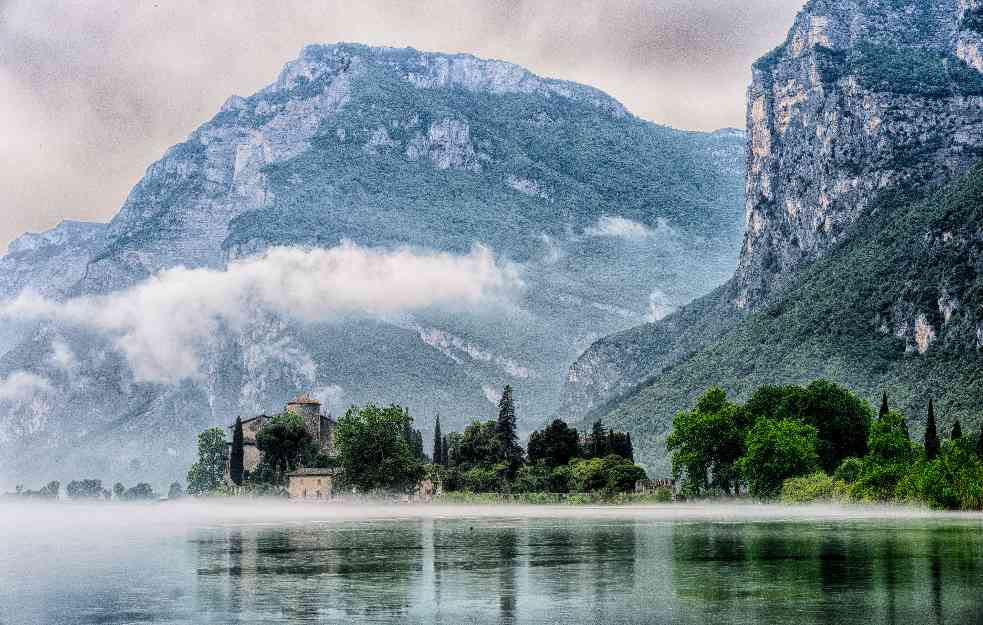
[430,385,645,495]
[666,379,983,509]
[5,478,182,502]
[186,384,645,497]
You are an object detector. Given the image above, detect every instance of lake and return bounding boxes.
[1,502,982,624]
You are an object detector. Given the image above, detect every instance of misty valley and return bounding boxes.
[6,0,983,623]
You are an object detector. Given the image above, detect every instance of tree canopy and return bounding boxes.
[334,404,424,492]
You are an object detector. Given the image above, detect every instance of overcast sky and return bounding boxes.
[0,0,804,252]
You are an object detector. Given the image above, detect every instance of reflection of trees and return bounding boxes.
[496,529,518,621]
[192,522,421,622]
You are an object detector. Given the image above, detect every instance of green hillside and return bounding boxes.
[599,163,983,473]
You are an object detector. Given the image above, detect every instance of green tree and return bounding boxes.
[433,415,444,467]
[852,410,917,501]
[187,427,228,495]
[746,380,871,474]
[113,482,125,500]
[66,479,107,499]
[879,392,889,420]
[951,419,963,440]
[738,418,820,499]
[569,455,646,494]
[608,431,634,461]
[255,413,317,481]
[496,385,523,473]
[924,398,940,460]
[454,420,501,469]
[588,420,608,458]
[123,483,155,500]
[527,419,579,467]
[39,481,60,499]
[442,434,451,467]
[167,482,184,499]
[976,426,983,460]
[230,416,245,485]
[334,404,424,492]
[666,387,751,495]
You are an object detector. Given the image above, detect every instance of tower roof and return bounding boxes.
[287,393,320,406]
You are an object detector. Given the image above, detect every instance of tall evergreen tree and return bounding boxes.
[924,399,939,461]
[230,416,245,485]
[442,434,451,467]
[496,385,522,470]
[976,426,983,460]
[879,392,889,420]
[951,419,963,440]
[590,420,607,458]
[433,415,443,467]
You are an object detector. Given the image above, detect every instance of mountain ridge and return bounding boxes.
[0,43,745,486]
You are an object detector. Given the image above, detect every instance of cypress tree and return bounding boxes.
[496,385,521,469]
[951,419,963,440]
[433,415,443,467]
[976,426,983,460]
[590,420,607,458]
[442,434,451,467]
[924,399,939,461]
[879,392,889,420]
[230,416,245,485]
[625,432,634,462]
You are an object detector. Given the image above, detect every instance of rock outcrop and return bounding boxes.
[736,0,983,308]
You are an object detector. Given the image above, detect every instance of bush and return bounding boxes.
[780,472,849,504]
[461,464,508,493]
[833,457,864,483]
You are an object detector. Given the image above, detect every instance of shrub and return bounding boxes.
[833,457,864,483]
[780,472,849,504]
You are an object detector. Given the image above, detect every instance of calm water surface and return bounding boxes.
[1,503,982,624]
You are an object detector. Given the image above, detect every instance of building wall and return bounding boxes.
[288,475,334,500]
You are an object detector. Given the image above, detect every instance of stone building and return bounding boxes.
[226,393,336,479]
[286,467,340,500]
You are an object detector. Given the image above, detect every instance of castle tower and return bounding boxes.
[286,393,322,440]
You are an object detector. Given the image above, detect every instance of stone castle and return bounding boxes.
[227,393,336,477]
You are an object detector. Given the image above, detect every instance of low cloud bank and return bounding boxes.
[585,216,675,241]
[1,243,521,385]
[0,371,51,402]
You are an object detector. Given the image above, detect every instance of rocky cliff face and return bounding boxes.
[0,44,745,485]
[736,0,983,308]
[559,0,983,423]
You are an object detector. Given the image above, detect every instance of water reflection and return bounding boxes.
[670,522,983,625]
[2,511,983,625]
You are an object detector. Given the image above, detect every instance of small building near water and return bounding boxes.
[287,467,340,501]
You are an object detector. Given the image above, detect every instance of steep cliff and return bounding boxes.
[0,44,745,485]
[561,0,983,466]
[737,0,983,308]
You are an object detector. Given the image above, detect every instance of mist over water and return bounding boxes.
[2,501,982,624]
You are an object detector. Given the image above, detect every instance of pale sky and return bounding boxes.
[0,0,804,252]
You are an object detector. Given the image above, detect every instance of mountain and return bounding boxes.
[561,0,983,471]
[0,44,745,485]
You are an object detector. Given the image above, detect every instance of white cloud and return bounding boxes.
[313,385,346,415]
[482,384,501,404]
[0,371,51,402]
[647,288,675,322]
[48,339,77,372]
[585,215,675,241]
[1,243,521,385]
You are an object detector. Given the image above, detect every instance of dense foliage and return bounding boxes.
[667,381,983,509]
[333,404,425,493]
